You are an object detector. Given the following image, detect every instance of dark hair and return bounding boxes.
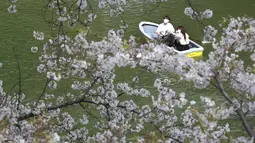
[164,16,171,21]
[177,26,186,40]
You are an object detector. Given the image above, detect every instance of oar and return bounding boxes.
[189,37,203,44]
[201,40,212,44]
[190,37,212,45]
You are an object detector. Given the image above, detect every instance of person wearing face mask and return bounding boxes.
[155,16,175,47]
[155,16,175,37]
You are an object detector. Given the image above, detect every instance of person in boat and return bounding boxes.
[155,16,175,38]
[174,26,190,51]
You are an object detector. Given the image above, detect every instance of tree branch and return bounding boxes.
[13,47,22,110]
[79,103,102,123]
[37,78,50,103]
[149,121,182,143]
[18,96,140,121]
[185,0,205,29]
[213,71,255,137]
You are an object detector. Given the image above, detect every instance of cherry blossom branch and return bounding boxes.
[149,121,182,143]
[79,103,102,123]
[117,69,145,98]
[185,0,205,28]
[139,107,156,118]
[224,69,255,98]
[62,126,84,143]
[41,0,57,35]
[68,0,79,12]
[213,71,255,137]
[105,0,127,32]
[56,0,65,37]
[18,97,140,121]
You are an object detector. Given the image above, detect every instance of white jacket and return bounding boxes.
[175,29,189,45]
[156,23,175,36]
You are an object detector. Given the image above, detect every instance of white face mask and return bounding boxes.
[163,19,169,24]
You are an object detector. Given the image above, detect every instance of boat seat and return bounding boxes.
[143,24,158,39]
[189,42,199,49]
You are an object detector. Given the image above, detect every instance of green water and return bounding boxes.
[0,0,254,136]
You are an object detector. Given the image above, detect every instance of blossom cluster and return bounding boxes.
[184,7,213,20]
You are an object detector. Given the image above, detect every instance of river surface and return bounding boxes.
[81,0,254,60]
[0,0,254,133]
[89,0,254,42]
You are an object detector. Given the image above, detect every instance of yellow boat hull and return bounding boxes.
[187,51,203,58]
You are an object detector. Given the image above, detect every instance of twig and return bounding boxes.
[105,1,128,33]
[79,103,102,123]
[1,74,31,108]
[12,47,22,110]
[5,74,31,96]
[149,121,182,143]
[37,78,50,103]
[62,126,84,143]
[185,0,205,29]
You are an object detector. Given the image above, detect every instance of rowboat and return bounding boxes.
[139,21,204,58]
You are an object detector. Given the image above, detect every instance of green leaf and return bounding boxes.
[123,39,129,49]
